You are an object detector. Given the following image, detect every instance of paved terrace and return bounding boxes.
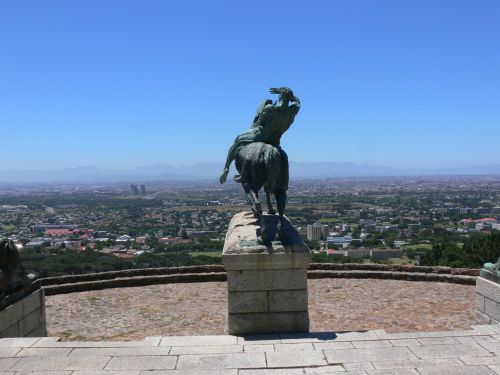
[2,324,500,374]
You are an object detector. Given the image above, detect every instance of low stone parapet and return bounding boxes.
[0,286,47,338]
[476,270,500,324]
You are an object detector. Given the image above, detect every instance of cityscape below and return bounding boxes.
[1,175,499,277]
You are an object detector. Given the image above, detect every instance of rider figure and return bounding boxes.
[219,87,301,184]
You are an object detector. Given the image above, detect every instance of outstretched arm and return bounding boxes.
[289,95,300,115]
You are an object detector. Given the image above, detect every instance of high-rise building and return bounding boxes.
[140,185,146,194]
[131,184,139,194]
[321,225,329,240]
[307,224,322,241]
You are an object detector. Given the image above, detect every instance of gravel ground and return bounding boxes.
[46,279,479,341]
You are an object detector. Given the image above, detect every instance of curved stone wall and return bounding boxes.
[41,263,478,296]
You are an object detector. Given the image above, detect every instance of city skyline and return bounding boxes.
[1,0,499,171]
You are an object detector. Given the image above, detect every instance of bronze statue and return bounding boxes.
[220,87,300,184]
[484,256,500,275]
[0,239,30,299]
[220,87,300,244]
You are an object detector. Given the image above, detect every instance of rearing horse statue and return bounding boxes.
[220,87,300,245]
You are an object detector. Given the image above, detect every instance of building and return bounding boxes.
[131,184,139,195]
[307,224,322,241]
[307,223,329,241]
[327,236,352,248]
[140,185,146,194]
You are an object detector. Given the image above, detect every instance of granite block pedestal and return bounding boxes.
[476,269,500,324]
[222,212,311,335]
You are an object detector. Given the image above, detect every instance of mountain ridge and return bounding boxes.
[1,162,499,183]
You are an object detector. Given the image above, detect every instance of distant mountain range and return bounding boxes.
[1,162,499,183]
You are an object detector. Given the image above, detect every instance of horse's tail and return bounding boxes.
[263,145,282,192]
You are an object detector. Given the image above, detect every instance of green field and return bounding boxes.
[318,218,342,224]
[188,251,222,257]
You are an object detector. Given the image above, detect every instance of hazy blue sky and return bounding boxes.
[1,0,499,170]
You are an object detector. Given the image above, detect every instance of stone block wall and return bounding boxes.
[476,276,500,324]
[0,289,47,338]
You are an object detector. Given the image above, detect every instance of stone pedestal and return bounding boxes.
[476,270,500,324]
[222,212,311,335]
[0,282,47,338]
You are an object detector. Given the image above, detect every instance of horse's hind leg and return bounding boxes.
[243,184,261,217]
[265,188,276,215]
[275,190,288,243]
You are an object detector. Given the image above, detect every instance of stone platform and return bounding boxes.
[2,325,500,374]
[222,212,311,335]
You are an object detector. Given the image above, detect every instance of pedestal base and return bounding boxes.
[476,272,500,324]
[223,212,311,335]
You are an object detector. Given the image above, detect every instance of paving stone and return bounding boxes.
[0,358,19,370]
[488,364,500,374]
[13,371,71,375]
[280,331,377,343]
[303,365,347,372]
[325,346,416,363]
[11,355,110,371]
[70,347,172,356]
[481,341,500,354]
[142,371,237,375]
[455,336,499,344]
[417,337,458,345]
[266,350,327,367]
[0,348,20,357]
[313,341,354,350]
[409,343,491,358]
[343,362,375,370]
[474,325,499,335]
[169,345,242,355]
[239,370,305,375]
[237,334,281,345]
[372,358,464,369]
[73,372,140,375]
[159,335,237,347]
[243,344,275,352]
[32,337,157,348]
[417,365,496,375]
[273,343,314,351]
[352,340,392,348]
[16,347,71,356]
[367,370,419,375]
[176,352,266,369]
[0,338,40,348]
[105,356,176,370]
[461,356,500,365]
[389,339,421,346]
